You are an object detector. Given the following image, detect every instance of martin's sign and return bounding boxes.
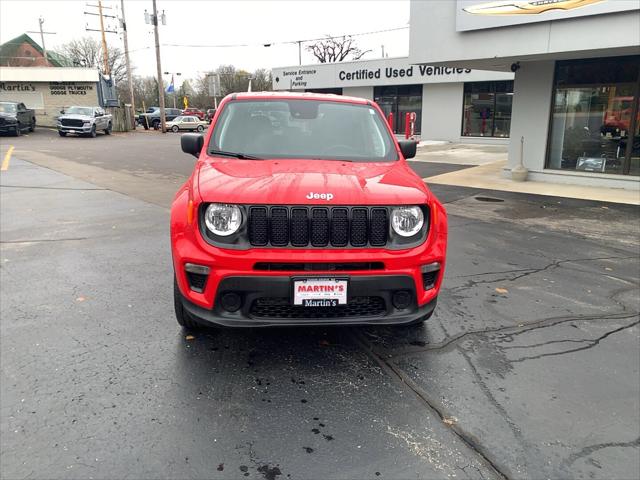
[272,57,512,90]
[0,83,36,92]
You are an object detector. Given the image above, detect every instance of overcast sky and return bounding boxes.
[0,0,410,86]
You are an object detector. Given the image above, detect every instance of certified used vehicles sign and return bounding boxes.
[293,278,347,307]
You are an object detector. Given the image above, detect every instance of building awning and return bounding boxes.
[0,66,99,83]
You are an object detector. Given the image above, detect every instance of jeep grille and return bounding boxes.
[247,206,389,248]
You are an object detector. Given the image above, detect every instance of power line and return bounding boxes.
[159,25,409,49]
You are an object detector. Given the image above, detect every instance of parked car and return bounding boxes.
[182,108,205,120]
[166,115,209,132]
[137,107,159,126]
[171,92,447,330]
[139,107,182,130]
[57,106,112,137]
[206,108,217,122]
[0,101,35,136]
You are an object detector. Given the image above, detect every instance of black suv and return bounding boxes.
[139,107,182,130]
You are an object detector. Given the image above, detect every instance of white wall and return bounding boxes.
[507,61,555,172]
[421,83,463,141]
[409,0,640,68]
[342,86,373,100]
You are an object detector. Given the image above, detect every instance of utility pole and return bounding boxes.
[84,3,117,71]
[297,40,302,65]
[150,0,166,132]
[97,1,110,76]
[27,17,56,65]
[120,0,136,115]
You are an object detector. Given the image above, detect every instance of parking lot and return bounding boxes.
[1,128,639,479]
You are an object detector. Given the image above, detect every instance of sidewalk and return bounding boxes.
[416,143,640,205]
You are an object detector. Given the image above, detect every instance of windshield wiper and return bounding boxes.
[208,149,263,160]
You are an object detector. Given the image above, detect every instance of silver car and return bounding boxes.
[166,115,208,132]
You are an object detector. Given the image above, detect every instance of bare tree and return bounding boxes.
[251,68,272,92]
[306,36,372,63]
[56,37,128,86]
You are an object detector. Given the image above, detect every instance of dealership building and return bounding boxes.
[272,57,515,143]
[273,1,638,189]
[0,34,118,127]
[409,0,639,188]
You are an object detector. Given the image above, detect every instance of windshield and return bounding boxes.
[209,99,398,162]
[0,103,17,114]
[146,107,158,113]
[66,107,93,116]
[173,116,185,122]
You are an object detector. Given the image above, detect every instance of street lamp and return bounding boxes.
[164,71,181,108]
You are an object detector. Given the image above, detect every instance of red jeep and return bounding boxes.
[182,107,205,120]
[171,92,447,328]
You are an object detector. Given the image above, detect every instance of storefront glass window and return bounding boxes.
[462,81,513,137]
[374,85,422,135]
[547,56,640,175]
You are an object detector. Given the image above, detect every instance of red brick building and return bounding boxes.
[0,33,70,68]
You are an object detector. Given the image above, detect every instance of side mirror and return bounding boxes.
[181,133,204,158]
[398,140,418,159]
[60,109,65,114]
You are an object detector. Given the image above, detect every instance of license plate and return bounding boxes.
[293,278,347,307]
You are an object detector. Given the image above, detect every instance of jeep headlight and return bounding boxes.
[204,203,242,236]
[391,206,424,237]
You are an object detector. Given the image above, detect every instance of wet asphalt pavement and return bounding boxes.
[1,130,639,479]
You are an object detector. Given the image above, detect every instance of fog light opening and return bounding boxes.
[421,262,441,290]
[221,292,242,312]
[392,290,412,310]
[185,263,210,293]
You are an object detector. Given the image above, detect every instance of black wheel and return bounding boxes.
[152,120,160,130]
[13,123,21,137]
[171,125,179,132]
[89,125,97,138]
[174,277,201,330]
[104,123,112,135]
[58,131,67,137]
[29,119,35,132]
[196,125,204,132]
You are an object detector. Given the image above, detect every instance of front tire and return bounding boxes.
[58,131,67,137]
[174,277,201,330]
[12,123,21,136]
[104,123,111,135]
[196,125,204,132]
[29,119,35,132]
[89,125,97,138]
[171,125,179,132]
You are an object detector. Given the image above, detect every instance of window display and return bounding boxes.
[462,81,513,137]
[374,85,422,135]
[547,56,640,175]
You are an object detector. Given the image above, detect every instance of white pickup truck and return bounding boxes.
[57,106,112,137]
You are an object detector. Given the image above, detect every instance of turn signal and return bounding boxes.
[187,199,195,225]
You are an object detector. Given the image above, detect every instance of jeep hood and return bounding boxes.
[197,159,430,205]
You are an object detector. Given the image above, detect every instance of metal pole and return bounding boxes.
[152,0,166,133]
[120,0,136,118]
[98,1,111,76]
[297,40,302,65]
[38,17,47,64]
